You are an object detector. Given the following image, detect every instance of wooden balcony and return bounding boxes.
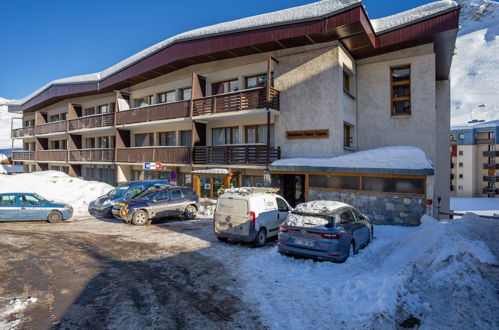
[11,127,34,138]
[68,113,114,131]
[193,145,280,166]
[476,138,494,144]
[36,150,68,162]
[483,163,499,169]
[116,147,191,164]
[192,87,279,116]
[483,187,499,195]
[69,149,115,162]
[116,100,190,125]
[35,121,67,135]
[12,151,35,161]
[483,176,499,182]
[483,151,499,157]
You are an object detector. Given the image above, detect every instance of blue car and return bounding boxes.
[0,193,73,223]
[91,180,167,217]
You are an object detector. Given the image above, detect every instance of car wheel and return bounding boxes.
[369,228,374,243]
[254,228,267,247]
[340,241,355,263]
[184,205,197,220]
[47,211,63,223]
[132,210,148,226]
[217,236,228,243]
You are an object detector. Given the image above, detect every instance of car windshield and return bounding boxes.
[33,194,49,203]
[135,190,157,201]
[284,211,333,229]
[108,185,130,198]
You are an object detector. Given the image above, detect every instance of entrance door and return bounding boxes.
[282,174,305,207]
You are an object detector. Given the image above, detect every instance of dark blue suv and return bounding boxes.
[112,185,200,225]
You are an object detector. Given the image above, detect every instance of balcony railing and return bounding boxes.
[483,163,499,169]
[12,151,35,161]
[483,176,499,182]
[116,147,191,164]
[11,127,34,138]
[36,150,68,162]
[483,187,499,195]
[476,138,494,144]
[116,100,190,125]
[192,87,279,116]
[483,151,499,157]
[193,144,280,166]
[35,121,67,135]
[69,149,115,162]
[68,113,115,131]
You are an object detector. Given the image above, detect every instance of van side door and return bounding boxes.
[275,197,290,227]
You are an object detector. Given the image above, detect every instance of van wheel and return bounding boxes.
[254,228,267,247]
[47,211,63,223]
[184,205,197,220]
[132,210,148,226]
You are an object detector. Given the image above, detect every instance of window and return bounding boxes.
[125,186,143,199]
[180,88,192,101]
[245,73,274,89]
[134,95,153,108]
[212,79,239,95]
[245,125,274,145]
[85,138,95,149]
[212,127,239,145]
[343,70,350,93]
[459,162,463,168]
[344,123,353,148]
[170,189,182,200]
[391,65,411,116]
[180,130,192,147]
[20,194,41,205]
[458,150,463,156]
[489,145,496,151]
[84,107,95,116]
[459,134,465,139]
[97,136,114,149]
[49,113,65,122]
[339,210,355,224]
[276,198,289,212]
[158,132,176,146]
[458,185,463,191]
[135,133,154,147]
[351,208,363,221]
[0,194,16,205]
[459,174,463,179]
[50,140,67,150]
[362,177,425,195]
[24,119,35,127]
[155,191,169,201]
[243,175,264,187]
[157,91,176,104]
[97,104,114,114]
[309,175,359,190]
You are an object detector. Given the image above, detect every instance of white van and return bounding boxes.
[213,188,292,246]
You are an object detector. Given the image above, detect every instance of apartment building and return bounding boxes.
[450,120,499,198]
[9,0,459,224]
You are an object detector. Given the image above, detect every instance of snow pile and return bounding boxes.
[272,146,433,170]
[0,297,37,330]
[0,171,112,216]
[0,97,21,149]
[371,1,458,33]
[229,214,498,329]
[451,197,499,216]
[451,0,499,125]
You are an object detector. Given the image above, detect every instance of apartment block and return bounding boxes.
[450,120,499,198]
[9,1,459,224]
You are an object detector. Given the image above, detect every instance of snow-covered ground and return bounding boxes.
[451,197,499,216]
[451,0,499,125]
[0,297,38,330]
[0,171,112,216]
[202,214,498,329]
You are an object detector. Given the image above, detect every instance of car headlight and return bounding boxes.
[103,200,115,206]
[64,204,73,209]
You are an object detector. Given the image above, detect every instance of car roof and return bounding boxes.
[293,200,354,216]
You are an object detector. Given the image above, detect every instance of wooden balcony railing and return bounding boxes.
[35,121,67,135]
[116,147,191,164]
[12,151,35,161]
[192,87,280,116]
[11,127,34,138]
[116,100,190,125]
[483,163,499,169]
[483,151,499,157]
[68,113,114,131]
[476,138,494,144]
[483,187,499,195]
[193,145,280,166]
[36,150,68,162]
[483,176,499,182]
[69,149,115,162]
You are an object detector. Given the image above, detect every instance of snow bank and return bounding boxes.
[219,213,498,329]
[0,297,37,330]
[371,1,458,33]
[272,146,433,170]
[0,171,112,216]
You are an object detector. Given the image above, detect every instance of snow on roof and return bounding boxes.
[191,168,230,175]
[272,146,433,170]
[371,0,458,33]
[295,200,350,214]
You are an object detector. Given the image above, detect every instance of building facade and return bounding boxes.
[450,120,499,198]
[9,0,460,223]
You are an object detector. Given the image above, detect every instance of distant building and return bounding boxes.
[450,120,499,198]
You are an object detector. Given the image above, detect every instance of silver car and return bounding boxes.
[277,201,373,262]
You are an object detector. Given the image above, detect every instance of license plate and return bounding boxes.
[295,239,314,247]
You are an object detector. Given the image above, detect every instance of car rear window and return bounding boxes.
[217,198,248,214]
[284,211,333,229]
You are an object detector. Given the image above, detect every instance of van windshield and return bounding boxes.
[284,211,333,229]
[108,185,130,198]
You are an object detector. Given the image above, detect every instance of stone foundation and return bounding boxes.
[308,190,425,226]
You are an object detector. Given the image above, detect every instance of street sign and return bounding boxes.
[170,171,177,181]
[143,162,162,170]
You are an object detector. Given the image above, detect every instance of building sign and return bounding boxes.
[286,129,329,139]
[143,162,162,170]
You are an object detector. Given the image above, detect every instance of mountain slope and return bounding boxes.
[0,97,21,150]
[451,0,499,126]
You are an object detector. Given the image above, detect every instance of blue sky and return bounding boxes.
[0,0,435,100]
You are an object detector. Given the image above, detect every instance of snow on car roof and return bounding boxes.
[294,200,351,215]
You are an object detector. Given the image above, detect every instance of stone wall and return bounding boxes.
[308,190,425,226]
